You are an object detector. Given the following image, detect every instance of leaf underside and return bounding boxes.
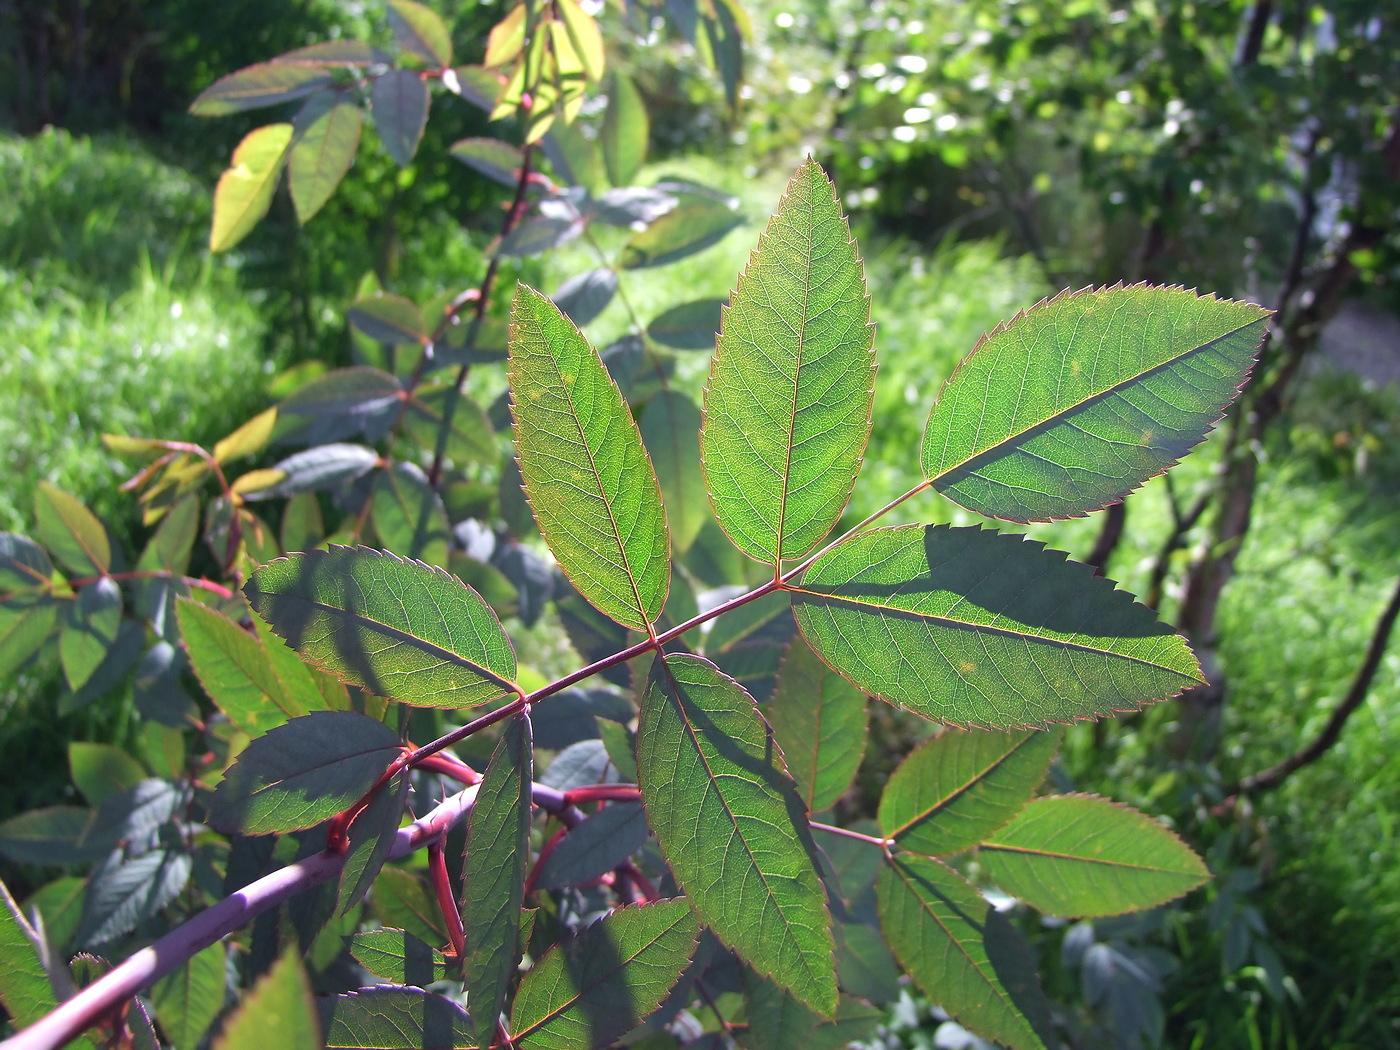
[791,525,1202,729]
[636,654,836,1015]
[922,284,1271,523]
[702,158,874,565]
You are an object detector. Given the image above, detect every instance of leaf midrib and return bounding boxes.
[978,841,1197,875]
[773,193,817,569]
[887,735,1038,841]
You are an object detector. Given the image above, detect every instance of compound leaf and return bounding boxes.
[979,795,1210,917]
[701,159,873,565]
[508,285,669,632]
[637,655,835,1014]
[77,849,192,947]
[244,547,518,709]
[877,854,1049,1050]
[348,296,429,346]
[60,577,121,692]
[791,525,1202,729]
[462,714,533,1050]
[921,285,1271,523]
[0,532,53,591]
[450,137,526,187]
[210,124,293,252]
[208,711,403,834]
[0,593,58,679]
[322,987,474,1050]
[509,899,699,1050]
[765,633,868,814]
[879,728,1060,858]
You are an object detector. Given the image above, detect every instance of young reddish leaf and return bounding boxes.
[348,296,429,346]
[637,655,836,1015]
[321,987,474,1050]
[980,795,1210,917]
[289,91,363,223]
[765,634,868,814]
[509,900,699,1050]
[602,72,647,187]
[372,69,430,167]
[59,577,122,692]
[245,547,518,709]
[792,525,1203,729]
[351,928,453,986]
[639,391,707,555]
[208,711,402,834]
[450,137,526,187]
[619,198,742,269]
[879,729,1060,858]
[210,124,293,252]
[922,285,1271,523]
[190,63,333,116]
[462,714,533,1050]
[701,159,874,565]
[151,942,226,1050]
[508,285,669,632]
[370,461,451,566]
[388,0,454,67]
[35,482,111,576]
[877,854,1051,1050]
[213,948,318,1050]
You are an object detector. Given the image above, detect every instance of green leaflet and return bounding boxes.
[351,928,453,987]
[980,795,1211,917]
[639,391,708,555]
[337,771,409,915]
[509,900,699,1050]
[921,284,1271,523]
[637,654,835,1014]
[877,854,1051,1050]
[207,711,403,835]
[701,158,874,565]
[213,948,318,1050]
[322,988,475,1050]
[508,285,669,632]
[765,633,868,814]
[791,525,1202,729]
[462,714,533,1050]
[151,942,226,1050]
[34,482,110,576]
[878,728,1060,858]
[370,461,451,566]
[245,546,518,709]
[210,124,293,253]
[60,577,121,692]
[740,971,883,1050]
[289,92,362,223]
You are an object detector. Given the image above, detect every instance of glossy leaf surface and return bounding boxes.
[509,900,698,1050]
[619,198,742,269]
[245,547,518,709]
[534,802,650,890]
[792,525,1202,728]
[637,655,835,1014]
[462,714,533,1050]
[210,124,293,252]
[980,795,1210,917]
[208,711,402,834]
[877,854,1049,1050]
[921,285,1271,523]
[508,285,669,632]
[765,634,867,813]
[702,159,874,564]
[647,299,725,350]
[450,137,525,187]
[879,728,1060,857]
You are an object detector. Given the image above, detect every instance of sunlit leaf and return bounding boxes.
[35,482,110,576]
[509,900,699,1050]
[372,69,430,167]
[702,159,873,564]
[237,444,382,500]
[77,849,191,947]
[210,123,293,252]
[879,728,1060,858]
[461,714,532,1049]
[60,577,121,692]
[556,0,605,81]
[351,928,453,986]
[68,742,146,805]
[151,943,226,1050]
[765,634,867,814]
[637,655,835,1014]
[508,285,669,632]
[0,884,63,1035]
[373,869,449,949]
[289,91,363,223]
[190,63,333,116]
[877,854,1050,1050]
[980,795,1210,917]
[602,72,646,187]
[214,408,278,465]
[484,3,527,67]
[0,592,58,679]
[213,948,318,1050]
[389,0,453,66]
[245,546,519,709]
[741,972,882,1050]
[0,533,52,593]
[921,285,1271,523]
[208,711,401,835]
[322,987,474,1049]
[273,40,390,67]
[403,382,497,466]
[275,366,404,444]
[792,525,1203,728]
